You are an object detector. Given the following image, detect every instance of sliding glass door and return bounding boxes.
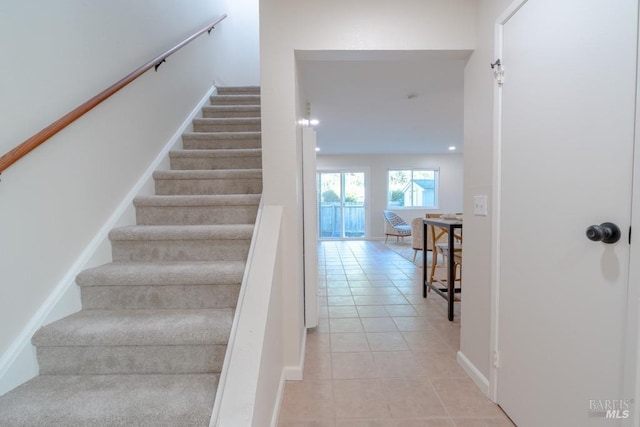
[317,171,365,239]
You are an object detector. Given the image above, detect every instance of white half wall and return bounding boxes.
[213,205,285,426]
[0,0,258,369]
[260,0,476,370]
[317,153,463,238]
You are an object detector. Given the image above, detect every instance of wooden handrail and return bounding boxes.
[0,14,227,174]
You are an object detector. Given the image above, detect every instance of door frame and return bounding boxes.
[489,0,640,417]
[627,3,640,422]
[302,127,318,328]
[489,0,528,403]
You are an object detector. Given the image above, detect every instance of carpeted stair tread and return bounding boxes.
[216,85,260,95]
[193,118,260,133]
[32,309,233,346]
[80,283,240,310]
[133,195,259,225]
[202,105,260,112]
[182,131,261,140]
[0,374,218,426]
[37,344,225,375]
[153,169,262,180]
[109,225,252,262]
[193,118,261,125]
[181,132,261,150]
[169,149,262,170]
[133,194,260,207]
[152,169,263,196]
[210,94,260,105]
[202,105,260,118]
[109,224,254,241]
[169,148,262,159]
[77,261,245,287]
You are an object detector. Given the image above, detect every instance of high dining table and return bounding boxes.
[422,217,462,321]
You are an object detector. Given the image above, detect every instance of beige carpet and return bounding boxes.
[385,240,421,265]
[385,241,452,281]
[385,241,460,299]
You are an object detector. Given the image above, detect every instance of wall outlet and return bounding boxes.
[474,195,488,216]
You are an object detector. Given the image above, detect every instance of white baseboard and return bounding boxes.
[270,329,306,425]
[283,365,304,381]
[0,345,38,397]
[457,350,492,399]
[270,369,287,427]
[284,329,306,381]
[0,85,216,397]
[283,363,304,381]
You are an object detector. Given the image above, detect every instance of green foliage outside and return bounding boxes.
[389,190,404,206]
[344,193,358,203]
[322,190,362,204]
[322,189,340,203]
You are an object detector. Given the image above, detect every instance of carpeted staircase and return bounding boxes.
[0,86,262,426]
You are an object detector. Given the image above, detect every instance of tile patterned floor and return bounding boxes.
[277,240,514,427]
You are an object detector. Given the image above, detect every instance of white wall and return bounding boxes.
[209,0,260,86]
[0,0,258,372]
[460,0,512,382]
[317,153,463,238]
[260,0,477,371]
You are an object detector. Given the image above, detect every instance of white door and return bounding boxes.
[496,1,637,425]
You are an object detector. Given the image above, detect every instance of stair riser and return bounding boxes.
[136,205,258,225]
[155,178,263,195]
[81,284,240,310]
[193,122,261,132]
[202,110,260,118]
[111,239,250,262]
[182,138,261,150]
[37,345,225,375]
[210,96,260,105]
[169,156,262,170]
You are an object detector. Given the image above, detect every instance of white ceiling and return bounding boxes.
[297,50,471,155]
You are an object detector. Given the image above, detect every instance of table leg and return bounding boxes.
[447,225,455,321]
[422,221,428,298]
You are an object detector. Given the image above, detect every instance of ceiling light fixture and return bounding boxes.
[315,147,320,152]
[297,118,320,127]
[449,146,456,151]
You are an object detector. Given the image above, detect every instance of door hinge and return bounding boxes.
[491,59,505,87]
[629,226,632,244]
[493,350,500,368]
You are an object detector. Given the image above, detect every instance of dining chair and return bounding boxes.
[428,214,463,285]
[412,214,443,263]
[411,218,424,262]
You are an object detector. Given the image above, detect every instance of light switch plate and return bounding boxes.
[474,195,488,216]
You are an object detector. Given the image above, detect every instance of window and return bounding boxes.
[388,169,439,208]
